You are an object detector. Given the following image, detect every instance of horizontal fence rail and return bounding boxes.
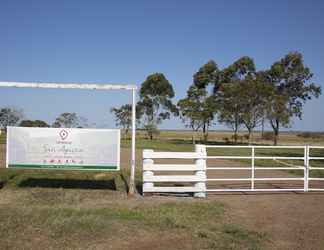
[142,145,324,197]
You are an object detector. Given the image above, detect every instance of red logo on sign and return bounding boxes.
[59,130,68,140]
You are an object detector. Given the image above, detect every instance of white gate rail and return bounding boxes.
[205,145,307,192]
[308,146,324,191]
[142,145,324,197]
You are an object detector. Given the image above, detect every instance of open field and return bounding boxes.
[1,130,324,249]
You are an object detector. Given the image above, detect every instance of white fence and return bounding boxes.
[142,145,324,197]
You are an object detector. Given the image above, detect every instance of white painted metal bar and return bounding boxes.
[304,146,308,191]
[207,178,251,181]
[255,167,304,170]
[206,156,252,159]
[143,186,202,193]
[206,189,305,192]
[0,81,137,90]
[128,88,137,195]
[308,188,324,191]
[251,147,255,190]
[308,178,324,181]
[207,167,252,170]
[206,156,304,160]
[207,167,304,170]
[207,178,304,181]
[206,145,305,149]
[143,151,202,159]
[309,167,324,170]
[254,156,304,160]
[309,146,324,149]
[144,175,204,182]
[143,164,201,171]
[309,157,324,160]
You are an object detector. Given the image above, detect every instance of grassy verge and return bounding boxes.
[0,189,267,249]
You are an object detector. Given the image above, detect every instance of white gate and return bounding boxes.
[142,145,324,197]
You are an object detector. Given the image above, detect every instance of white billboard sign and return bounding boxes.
[6,127,120,171]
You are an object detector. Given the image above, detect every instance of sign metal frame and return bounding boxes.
[0,81,137,195]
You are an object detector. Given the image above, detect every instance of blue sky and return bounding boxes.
[0,0,323,131]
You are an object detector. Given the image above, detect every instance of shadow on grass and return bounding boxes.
[18,178,117,190]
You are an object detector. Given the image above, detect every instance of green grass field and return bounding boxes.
[1,130,324,249]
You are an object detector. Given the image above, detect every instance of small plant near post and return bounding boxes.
[194,144,207,198]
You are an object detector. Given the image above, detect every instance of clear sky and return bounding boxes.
[0,0,323,131]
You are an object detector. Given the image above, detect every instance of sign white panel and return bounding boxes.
[6,127,120,171]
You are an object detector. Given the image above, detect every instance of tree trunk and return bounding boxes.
[271,119,280,146]
[247,128,252,145]
[192,132,196,145]
[261,117,265,138]
[202,123,207,142]
[273,129,279,146]
[233,127,238,144]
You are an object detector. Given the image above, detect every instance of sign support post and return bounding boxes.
[128,88,136,196]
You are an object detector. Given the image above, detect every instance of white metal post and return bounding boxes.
[194,145,206,198]
[128,88,136,196]
[251,146,255,190]
[304,145,309,192]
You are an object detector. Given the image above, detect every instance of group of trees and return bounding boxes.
[112,52,321,145]
[0,108,88,130]
[0,52,320,146]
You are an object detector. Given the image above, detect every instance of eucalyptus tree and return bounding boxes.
[178,85,216,143]
[216,56,256,143]
[191,60,220,141]
[137,73,178,140]
[266,52,321,145]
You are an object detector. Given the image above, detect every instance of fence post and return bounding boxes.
[194,145,206,198]
[304,145,309,192]
[143,149,154,195]
[251,146,255,191]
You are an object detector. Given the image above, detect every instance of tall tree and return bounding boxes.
[0,107,24,130]
[237,73,273,144]
[216,56,256,143]
[192,60,219,141]
[178,85,216,143]
[52,112,88,128]
[138,73,178,140]
[216,81,243,143]
[266,52,321,145]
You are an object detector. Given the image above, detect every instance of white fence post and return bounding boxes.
[251,146,255,190]
[305,145,309,192]
[194,145,207,198]
[143,149,154,195]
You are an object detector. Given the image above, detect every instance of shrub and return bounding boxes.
[262,132,275,140]
[297,132,324,139]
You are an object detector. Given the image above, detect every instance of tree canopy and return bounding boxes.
[52,113,88,128]
[138,73,178,139]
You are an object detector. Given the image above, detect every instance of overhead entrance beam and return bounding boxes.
[0,81,137,196]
